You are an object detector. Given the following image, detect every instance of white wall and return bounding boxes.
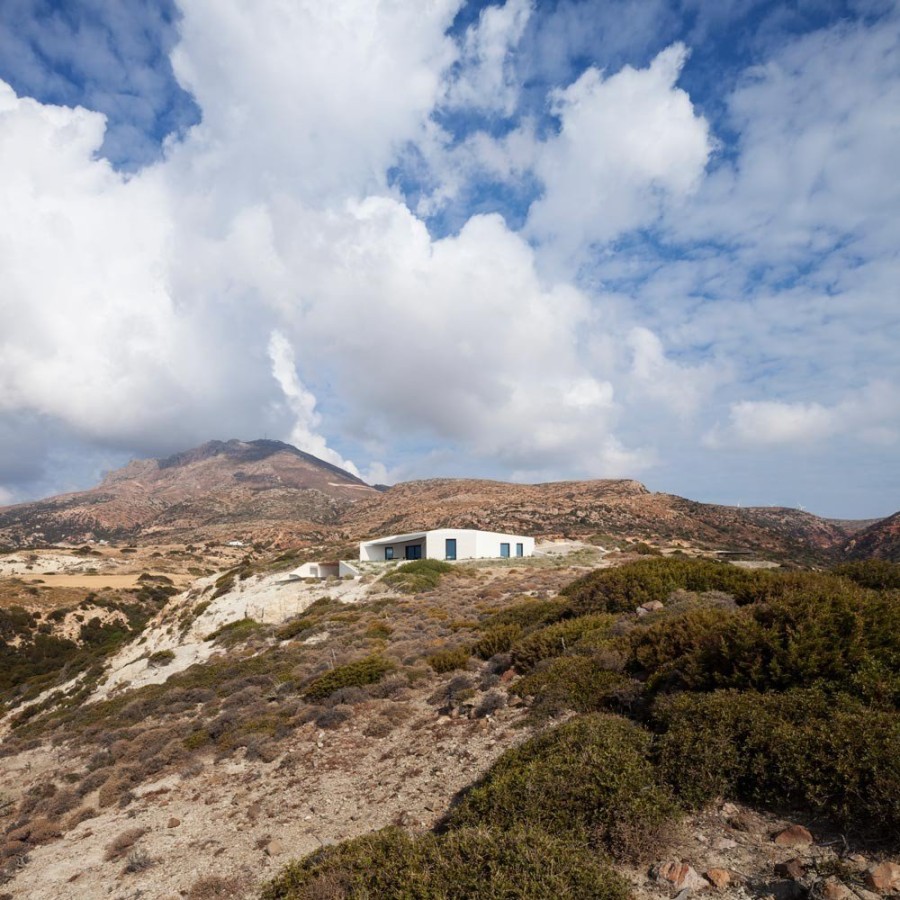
[361,529,534,562]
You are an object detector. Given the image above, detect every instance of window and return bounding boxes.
[445,538,457,560]
[405,544,422,560]
[500,543,510,558]
[516,543,524,557]
[384,546,394,561]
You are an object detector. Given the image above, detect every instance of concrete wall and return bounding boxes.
[361,530,534,562]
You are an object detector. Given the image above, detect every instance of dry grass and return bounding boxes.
[103,826,147,861]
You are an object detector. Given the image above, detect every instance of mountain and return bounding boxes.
[0,439,376,546]
[0,439,891,560]
[843,511,900,561]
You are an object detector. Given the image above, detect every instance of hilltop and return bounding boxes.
[0,439,894,562]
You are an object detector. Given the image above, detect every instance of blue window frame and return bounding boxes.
[405,544,422,560]
[500,543,510,558]
[516,543,524,557]
[445,538,457,560]
[384,546,394,560]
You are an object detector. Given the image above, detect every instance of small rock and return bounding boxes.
[643,600,665,611]
[265,839,284,856]
[636,606,650,617]
[713,837,738,851]
[816,878,854,900]
[705,868,732,890]
[653,861,709,892]
[775,858,807,880]
[500,668,516,683]
[166,817,181,828]
[865,862,900,894]
[774,825,814,848]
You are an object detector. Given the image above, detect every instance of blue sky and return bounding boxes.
[0,0,897,518]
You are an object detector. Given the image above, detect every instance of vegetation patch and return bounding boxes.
[427,646,471,674]
[446,713,678,862]
[261,825,631,900]
[383,559,458,594]
[302,655,396,701]
[204,618,265,647]
[654,687,900,835]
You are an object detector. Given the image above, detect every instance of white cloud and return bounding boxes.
[706,382,900,448]
[267,331,361,476]
[526,43,712,267]
[443,0,532,115]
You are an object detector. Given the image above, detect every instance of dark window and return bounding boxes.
[405,544,422,560]
[445,538,457,560]
[516,543,524,557]
[384,546,394,561]
[500,543,510,558]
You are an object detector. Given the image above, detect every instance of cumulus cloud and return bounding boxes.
[0,1,897,517]
[706,382,900,448]
[267,331,361,476]
[443,0,532,115]
[526,43,712,267]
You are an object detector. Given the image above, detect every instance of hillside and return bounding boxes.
[844,511,900,561]
[344,478,864,562]
[0,549,897,899]
[0,440,376,547]
[0,439,894,563]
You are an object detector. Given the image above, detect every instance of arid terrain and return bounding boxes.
[0,442,897,900]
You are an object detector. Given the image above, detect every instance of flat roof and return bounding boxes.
[360,531,427,546]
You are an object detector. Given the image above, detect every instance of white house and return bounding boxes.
[359,528,535,562]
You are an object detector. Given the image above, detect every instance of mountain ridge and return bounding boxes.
[1,439,895,560]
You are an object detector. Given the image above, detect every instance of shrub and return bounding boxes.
[511,658,635,716]
[446,714,678,862]
[511,615,616,673]
[383,559,457,594]
[629,582,900,702]
[261,826,631,900]
[302,656,395,701]
[654,688,900,836]
[204,618,263,646]
[147,649,176,668]
[471,624,522,660]
[484,599,567,630]
[833,560,900,590]
[560,558,763,615]
[427,646,471,674]
[104,827,147,861]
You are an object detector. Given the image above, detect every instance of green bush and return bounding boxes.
[560,558,765,615]
[485,599,568,630]
[654,688,900,835]
[471,624,522,660]
[383,559,457,594]
[261,826,631,900]
[204,618,263,647]
[427,646,471,674]
[511,614,616,673]
[276,598,344,641]
[510,658,635,715]
[146,650,176,668]
[446,714,678,862]
[628,582,900,703]
[302,656,396,701]
[833,560,900,590]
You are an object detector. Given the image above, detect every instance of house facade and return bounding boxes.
[359,528,535,562]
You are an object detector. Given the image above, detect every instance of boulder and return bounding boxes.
[704,868,732,890]
[653,861,709,892]
[865,862,900,894]
[775,859,807,880]
[774,825,814,848]
[815,878,855,900]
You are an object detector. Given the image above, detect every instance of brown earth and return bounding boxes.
[0,438,894,562]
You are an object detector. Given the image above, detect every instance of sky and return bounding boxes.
[0,0,897,518]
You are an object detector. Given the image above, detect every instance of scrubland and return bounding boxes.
[0,546,898,899]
